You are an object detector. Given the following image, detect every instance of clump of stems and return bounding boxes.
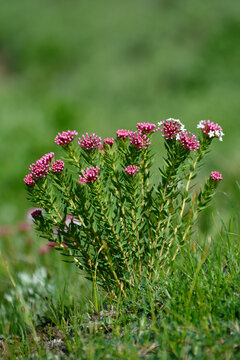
[24,120,224,297]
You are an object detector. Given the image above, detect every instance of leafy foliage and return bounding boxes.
[25,120,223,296]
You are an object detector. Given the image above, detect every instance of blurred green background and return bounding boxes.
[0,0,239,226]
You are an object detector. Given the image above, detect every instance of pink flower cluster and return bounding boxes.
[116,123,157,150]
[51,160,65,173]
[78,133,102,150]
[158,118,200,151]
[125,165,138,176]
[104,138,115,146]
[158,118,185,140]
[29,161,50,179]
[55,130,78,146]
[129,131,151,149]
[197,120,224,141]
[38,152,55,165]
[79,166,100,183]
[210,171,223,181]
[116,129,130,139]
[137,122,157,134]
[24,174,35,187]
[24,152,56,186]
[179,132,200,151]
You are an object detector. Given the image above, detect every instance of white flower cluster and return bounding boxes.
[197,120,224,142]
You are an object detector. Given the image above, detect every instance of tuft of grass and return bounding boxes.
[0,214,239,359]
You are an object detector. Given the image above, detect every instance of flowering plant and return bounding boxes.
[24,119,224,297]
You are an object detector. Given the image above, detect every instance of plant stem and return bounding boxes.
[140,151,153,247]
[67,145,81,169]
[180,153,201,220]
[61,181,86,227]
[131,188,141,275]
[37,183,95,274]
[149,158,179,277]
[154,159,178,246]
[112,165,128,231]
[82,197,126,297]
[165,151,204,264]
[95,188,135,285]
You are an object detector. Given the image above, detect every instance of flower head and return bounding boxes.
[79,166,100,183]
[210,171,223,181]
[178,131,200,151]
[51,160,65,173]
[116,129,130,139]
[125,165,138,176]
[26,207,42,223]
[137,122,157,134]
[31,209,43,219]
[78,177,89,184]
[38,152,54,165]
[55,130,78,146]
[129,131,151,149]
[158,118,185,140]
[104,138,115,146]
[24,174,35,187]
[78,133,102,150]
[29,162,50,179]
[197,120,224,141]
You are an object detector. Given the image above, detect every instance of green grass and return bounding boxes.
[0,1,240,358]
[0,213,239,359]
